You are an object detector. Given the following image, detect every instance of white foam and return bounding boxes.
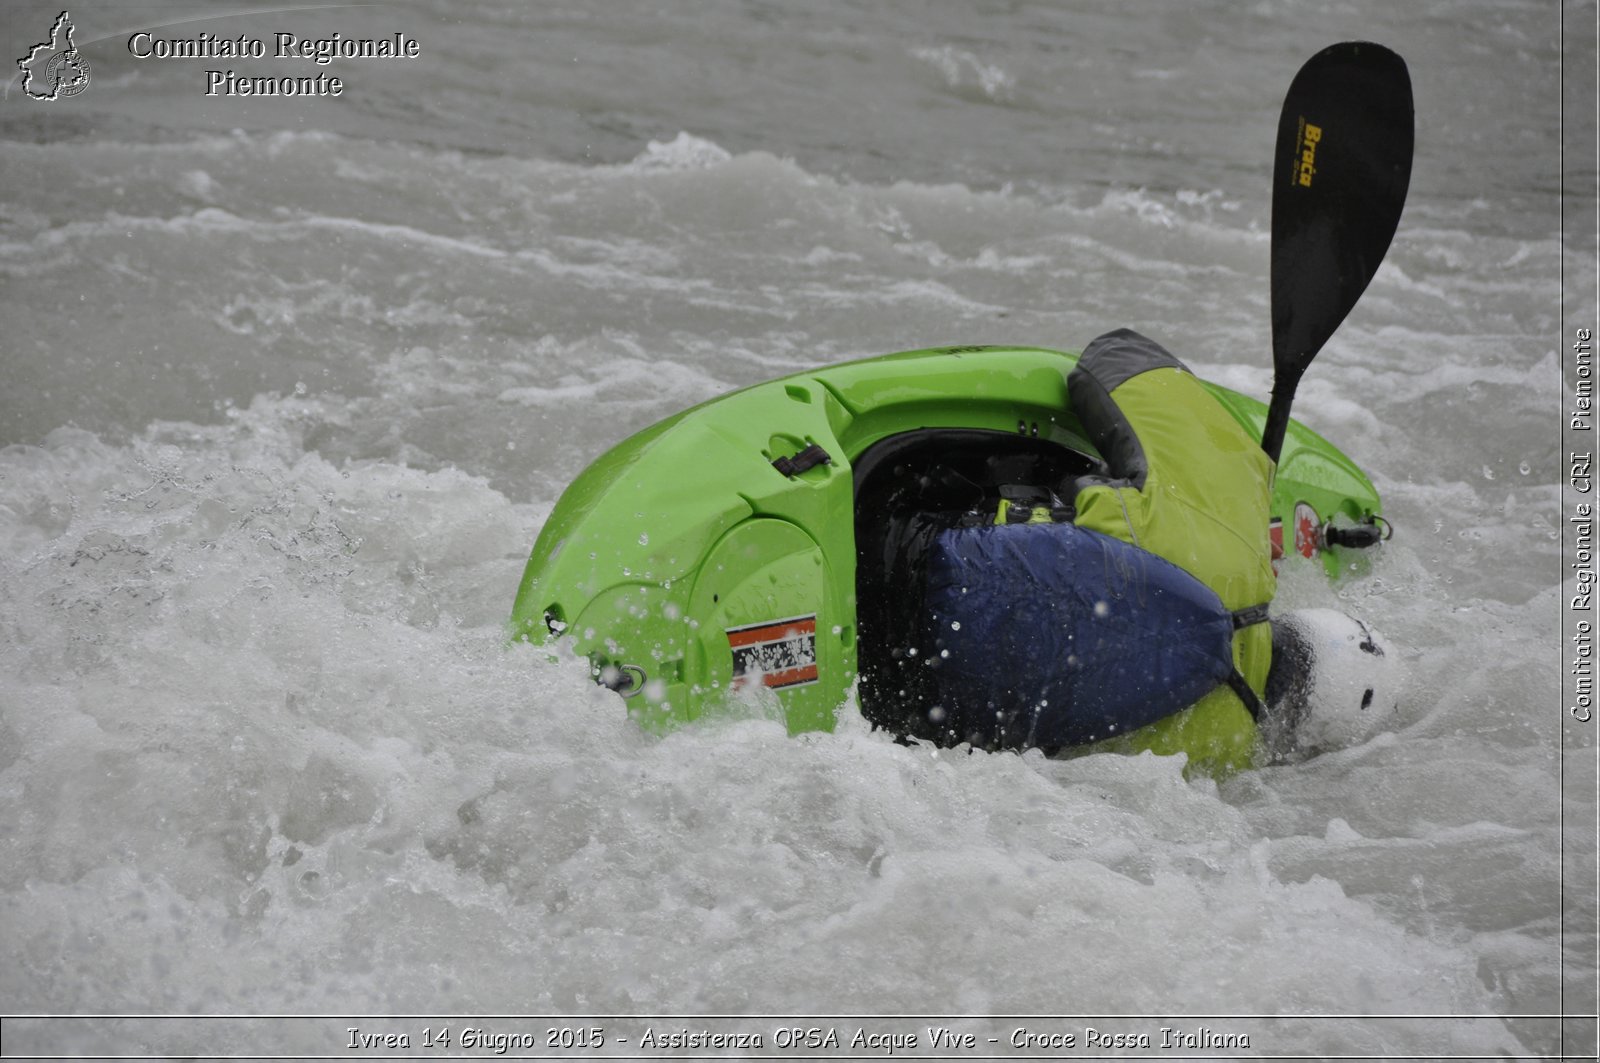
[627,132,735,171]
[910,46,1017,101]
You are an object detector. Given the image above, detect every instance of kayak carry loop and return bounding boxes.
[771,442,832,478]
[919,520,1252,750]
[1323,515,1392,549]
[598,663,647,698]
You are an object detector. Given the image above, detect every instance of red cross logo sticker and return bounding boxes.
[1293,502,1321,559]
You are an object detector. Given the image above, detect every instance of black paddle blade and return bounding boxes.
[1263,41,1413,462]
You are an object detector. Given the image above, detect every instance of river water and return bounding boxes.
[1,1,1594,1058]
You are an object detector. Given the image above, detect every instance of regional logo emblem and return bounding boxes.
[18,11,91,100]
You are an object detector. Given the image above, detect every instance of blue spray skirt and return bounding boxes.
[919,521,1240,748]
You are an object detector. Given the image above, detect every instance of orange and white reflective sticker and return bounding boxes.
[727,614,818,689]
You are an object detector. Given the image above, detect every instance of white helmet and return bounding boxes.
[1262,608,1401,757]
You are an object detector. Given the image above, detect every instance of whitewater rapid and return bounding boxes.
[1,2,1592,1058]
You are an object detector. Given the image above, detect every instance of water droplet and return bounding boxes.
[1519,461,1531,475]
[939,649,949,658]
[638,532,649,546]
[1093,600,1109,618]
[1481,464,1495,480]
[950,621,961,630]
